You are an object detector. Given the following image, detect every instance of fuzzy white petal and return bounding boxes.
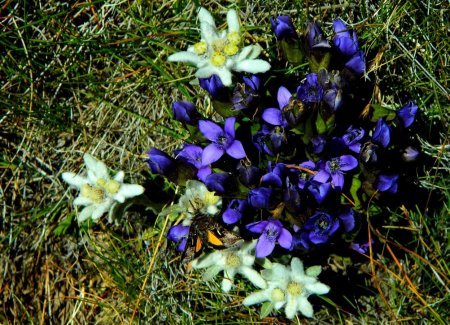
[234,59,271,74]
[84,154,109,180]
[284,296,298,319]
[168,52,202,66]
[91,200,113,221]
[113,170,125,182]
[62,172,87,188]
[243,291,268,306]
[306,265,322,277]
[306,282,330,295]
[202,265,224,281]
[198,7,215,28]
[73,196,94,206]
[236,45,253,61]
[200,22,219,44]
[297,296,314,318]
[291,257,305,275]
[226,9,240,33]
[77,205,96,222]
[240,267,267,289]
[221,278,233,292]
[192,251,223,269]
[114,184,144,202]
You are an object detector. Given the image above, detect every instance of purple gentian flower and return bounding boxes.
[314,155,359,189]
[176,144,212,181]
[261,162,286,188]
[297,160,316,190]
[204,172,230,194]
[360,142,379,164]
[252,125,286,156]
[333,19,359,56]
[338,208,356,232]
[199,74,226,99]
[342,126,365,153]
[262,86,292,128]
[345,50,366,76]
[350,240,373,254]
[397,101,418,128]
[147,148,175,175]
[223,199,247,224]
[304,211,339,244]
[377,174,399,194]
[248,187,273,209]
[167,224,190,252]
[311,135,327,154]
[283,178,302,213]
[323,87,343,112]
[306,21,330,49]
[307,181,331,204]
[172,101,198,124]
[246,219,293,258]
[199,117,246,165]
[402,146,419,162]
[372,118,390,148]
[237,161,262,187]
[232,75,261,111]
[293,230,312,250]
[297,73,324,103]
[271,16,297,39]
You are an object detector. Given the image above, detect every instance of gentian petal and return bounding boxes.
[224,117,236,139]
[255,235,276,258]
[226,140,246,159]
[278,228,293,250]
[202,143,224,165]
[262,108,283,126]
[339,155,358,171]
[277,86,292,109]
[246,220,269,233]
[199,120,223,142]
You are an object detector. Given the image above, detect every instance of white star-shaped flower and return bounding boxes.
[168,7,271,86]
[243,257,330,319]
[62,153,144,223]
[192,240,266,292]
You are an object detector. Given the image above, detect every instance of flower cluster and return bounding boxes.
[148,8,422,320]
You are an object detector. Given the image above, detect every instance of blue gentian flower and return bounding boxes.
[271,16,297,39]
[350,240,373,254]
[372,118,390,148]
[314,155,358,189]
[307,181,331,204]
[306,21,330,49]
[283,178,302,213]
[262,86,292,128]
[345,50,366,76]
[246,219,293,258]
[377,174,399,194]
[397,101,418,128]
[147,148,175,175]
[297,160,316,190]
[172,101,198,124]
[293,230,312,250]
[199,74,226,99]
[338,208,356,232]
[223,199,247,224]
[204,172,230,194]
[402,146,419,162]
[252,125,286,156]
[176,144,212,181]
[342,126,365,153]
[304,211,339,244]
[167,224,190,252]
[311,135,327,154]
[199,117,246,165]
[261,162,286,188]
[360,142,379,164]
[323,87,343,112]
[333,19,359,56]
[248,187,273,209]
[297,73,324,103]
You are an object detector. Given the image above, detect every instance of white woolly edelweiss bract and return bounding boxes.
[243,257,330,319]
[168,7,271,86]
[192,240,266,292]
[62,153,145,223]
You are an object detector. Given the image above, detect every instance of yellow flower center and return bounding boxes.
[193,41,207,55]
[80,184,105,203]
[226,253,241,268]
[227,31,241,45]
[97,178,107,187]
[204,191,220,205]
[210,51,226,67]
[212,39,226,52]
[271,288,285,302]
[224,43,239,56]
[287,281,303,296]
[105,179,120,194]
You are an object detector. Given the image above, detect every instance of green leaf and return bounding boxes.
[371,104,396,122]
[350,175,363,209]
[260,301,274,319]
[53,213,75,236]
[315,110,327,134]
[280,38,304,66]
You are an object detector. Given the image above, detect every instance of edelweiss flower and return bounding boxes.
[62,154,145,223]
[243,257,330,319]
[167,7,271,86]
[192,240,266,292]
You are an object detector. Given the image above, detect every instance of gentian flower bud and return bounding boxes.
[306,21,330,49]
[248,187,273,209]
[397,101,418,128]
[271,16,297,39]
[333,19,359,56]
[345,50,366,76]
[372,118,390,148]
[199,74,227,100]
[204,172,230,194]
[223,199,247,224]
[147,148,175,175]
[377,174,399,194]
[237,161,262,187]
[172,101,199,124]
[167,224,190,252]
